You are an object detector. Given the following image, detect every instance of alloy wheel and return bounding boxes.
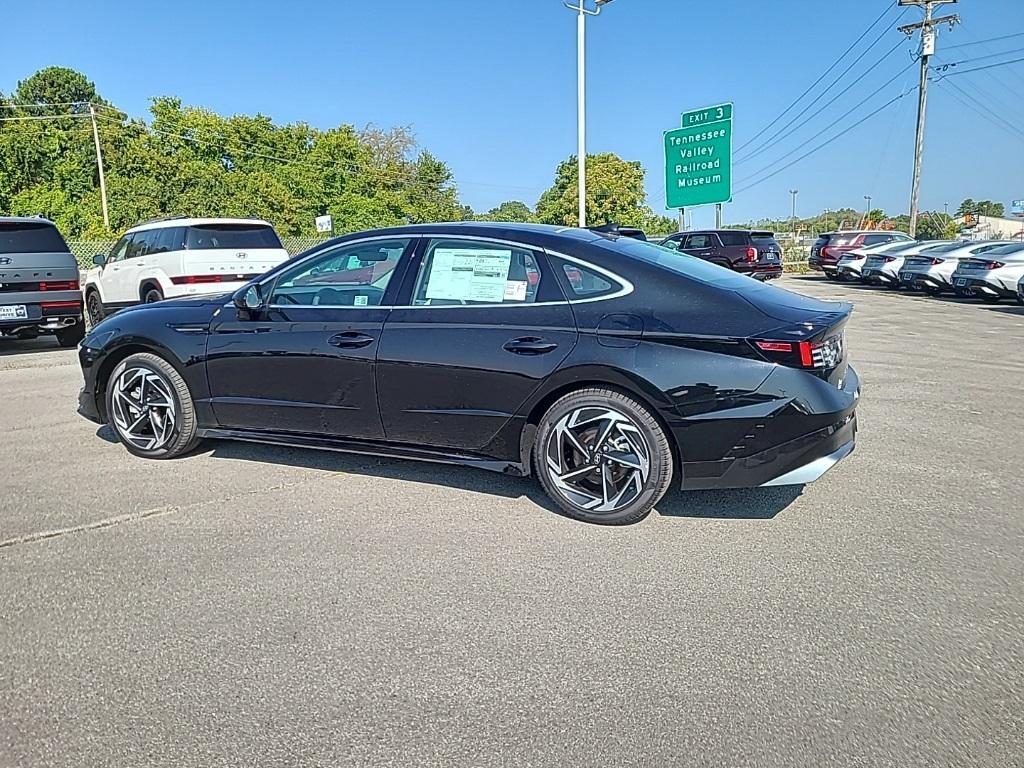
[110,367,178,451]
[544,406,651,514]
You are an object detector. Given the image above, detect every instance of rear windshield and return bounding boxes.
[0,221,70,254]
[595,236,755,290]
[984,242,1024,256]
[184,224,282,250]
[814,234,833,246]
[751,232,779,246]
[919,241,970,254]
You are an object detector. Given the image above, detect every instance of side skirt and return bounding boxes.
[196,427,528,477]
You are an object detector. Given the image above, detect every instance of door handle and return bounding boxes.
[328,331,375,349]
[503,336,558,355]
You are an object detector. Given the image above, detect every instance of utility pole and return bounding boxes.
[89,103,110,229]
[789,189,798,241]
[563,0,615,228]
[898,0,959,238]
[677,208,685,232]
[715,203,722,228]
[864,195,872,227]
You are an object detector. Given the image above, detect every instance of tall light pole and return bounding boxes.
[789,189,799,242]
[564,0,614,228]
[864,195,872,227]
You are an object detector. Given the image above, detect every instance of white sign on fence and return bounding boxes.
[315,214,334,233]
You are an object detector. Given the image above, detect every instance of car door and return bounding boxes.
[204,236,414,437]
[96,234,139,306]
[682,233,715,263]
[376,236,578,451]
[116,232,149,304]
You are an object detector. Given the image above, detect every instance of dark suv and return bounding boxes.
[0,217,84,347]
[659,230,783,280]
[809,231,912,279]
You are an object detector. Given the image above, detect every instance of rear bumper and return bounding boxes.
[0,298,83,334]
[679,365,860,490]
[861,268,897,285]
[954,277,1017,298]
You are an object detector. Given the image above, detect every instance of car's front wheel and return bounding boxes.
[105,352,200,459]
[533,388,674,525]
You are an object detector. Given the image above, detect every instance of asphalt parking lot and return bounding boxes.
[2,276,1022,767]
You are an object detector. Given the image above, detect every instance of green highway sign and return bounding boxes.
[664,102,733,209]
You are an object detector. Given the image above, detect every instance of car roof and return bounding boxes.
[331,221,608,246]
[125,216,276,234]
[0,216,58,226]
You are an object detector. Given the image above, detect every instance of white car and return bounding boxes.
[897,240,1012,295]
[951,242,1024,303]
[1018,273,1024,305]
[861,240,954,288]
[84,217,289,324]
[836,240,923,282]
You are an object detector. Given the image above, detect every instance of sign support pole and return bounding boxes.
[715,203,722,228]
[677,208,685,232]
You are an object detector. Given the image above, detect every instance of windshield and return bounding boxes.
[185,224,282,250]
[918,241,970,254]
[594,236,757,290]
[0,221,70,254]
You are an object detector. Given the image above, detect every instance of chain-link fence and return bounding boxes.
[67,236,333,270]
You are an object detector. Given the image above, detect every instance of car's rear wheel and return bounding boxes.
[105,352,200,459]
[533,388,673,525]
[55,322,85,348]
[143,286,164,304]
[981,295,1001,304]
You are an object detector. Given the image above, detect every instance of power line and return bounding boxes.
[734,92,909,195]
[936,45,1024,69]
[0,101,92,110]
[738,61,916,182]
[0,113,90,123]
[942,30,1024,49]
[933,77,1024,142]
[935,54,1024,78]
[736,32,909,165]
[934,54,1024,126]
[734,0,900,154]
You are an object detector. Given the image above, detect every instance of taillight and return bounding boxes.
[821,246,831,259]
[39,280,79,291]
[929,258,944,265]
[745,247,757,263]
[41,300,81,310]
[985,261,1005,270]
[754,335,844,370]
[882,256,897,263]
[170,275,225,285]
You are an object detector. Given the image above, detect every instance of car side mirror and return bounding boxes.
[93,253,106,266]
[233,284,263,312]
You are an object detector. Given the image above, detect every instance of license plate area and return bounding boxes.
[956,278,967,287]
[0,304,28,320]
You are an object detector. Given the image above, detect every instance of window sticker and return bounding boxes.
[503,280,528,302]
[354,295,369,306]
[425,248,512,303]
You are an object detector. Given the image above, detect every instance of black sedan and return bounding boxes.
[77,222,859,525]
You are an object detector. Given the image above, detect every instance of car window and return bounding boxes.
[412,239,541,306]
[0,221,69,253]
[106,236,131,263]
[984,242,1024,256]
[594,237,756,291]
[557,261,618,298]
[269,238,409,307]
[751,233,780,247]
[124,233,147,259]
[185,224,282,250]
[684,234,712,249]
[970,243,1009,254]
[149,227,181,254]
[717,231,747,247]
[660,238,681,251]
[862,234,891,245]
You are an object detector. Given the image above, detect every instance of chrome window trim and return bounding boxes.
[258,233,634,310]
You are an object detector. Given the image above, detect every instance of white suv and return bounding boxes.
[84,217,289,323]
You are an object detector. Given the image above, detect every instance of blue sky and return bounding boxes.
[2,0,1022,228]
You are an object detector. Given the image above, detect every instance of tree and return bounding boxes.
[481,201,534,222]
[916,212,959,240]
[956,199,1005,218]
[536,153,655,229]
[15,67,102,110]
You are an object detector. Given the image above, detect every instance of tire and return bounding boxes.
[55,322,85,348]
[923,286,941,297]
[981,295,1001,305]
[533,388,674,525]
[104,352,200,459]
[86,290,105,327]
[143,285,164,304]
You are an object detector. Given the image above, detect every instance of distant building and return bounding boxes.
[961,214,1024,241]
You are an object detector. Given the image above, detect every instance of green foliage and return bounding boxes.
[956,198,1005,218]
[916,212,959,240]
[535,153,662,229]
[0,68,466,237]
[480,200,534,222]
